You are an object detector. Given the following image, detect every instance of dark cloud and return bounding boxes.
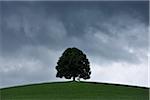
[0,1,149,88]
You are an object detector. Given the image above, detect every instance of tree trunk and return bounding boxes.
[73,76,75,81]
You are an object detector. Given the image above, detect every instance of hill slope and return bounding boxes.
[0,81,149,100]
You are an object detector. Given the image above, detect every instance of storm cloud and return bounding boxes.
[0,1,149,88]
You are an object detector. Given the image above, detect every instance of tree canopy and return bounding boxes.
[56,47,91,81]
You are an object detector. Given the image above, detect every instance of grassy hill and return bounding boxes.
[0,81,149,100]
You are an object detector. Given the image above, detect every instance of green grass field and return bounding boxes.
[0,81,149,100]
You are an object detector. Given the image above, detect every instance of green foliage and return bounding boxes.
[56,47,91,81]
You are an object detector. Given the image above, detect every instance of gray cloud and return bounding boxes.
[0,1,149,88]
[0,46,62,87]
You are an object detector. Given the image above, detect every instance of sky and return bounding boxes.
[0,1,149,88]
